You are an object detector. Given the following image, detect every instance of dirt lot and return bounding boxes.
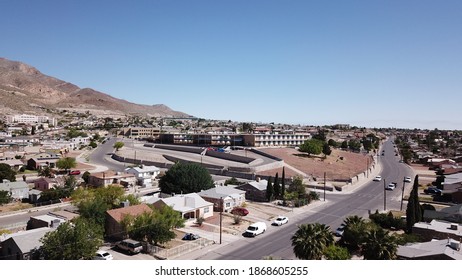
[259,148,371,180]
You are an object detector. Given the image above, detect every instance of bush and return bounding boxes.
[233,214,242,225]
[196,216,205,226]
[369,211,405,230]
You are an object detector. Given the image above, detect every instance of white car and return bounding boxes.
[404,176,412,183]
[385,183,396,190]
[373,176,382,182]
[272,216,289,226]
[94,250,113,260]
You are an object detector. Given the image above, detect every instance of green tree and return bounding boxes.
[38,166,53,178]
[323,244,351,260]
[406,175,422,233]
[328,139,338,147]
[281,167,286,201]
[113,141,125,151]
[89,141,97,148]
[0,163,16,182]
[340,215,374,251]
[348,139,361,151]
[322,142,332,157]
[56,157,77,173]
[291,223,334,260]
[362,228,398,260]
[159,162,214,195]
[273,173,280,199]
[81,171,91,184]
[340,140,348,149]
[299,139,323,156]
[40,219,102,260]
[265,176,274,201]
[0,190,12,205]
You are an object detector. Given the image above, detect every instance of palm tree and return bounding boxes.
[291,223,334,260]
[362,228,398,260]
[341,215,367,250]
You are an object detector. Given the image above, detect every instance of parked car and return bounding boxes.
[424,187,442,195]
[244,222,266,237]
[69,170,81,175]
[182,233,200,240]
[230,207,249,216]
[404,176,412,183]
[94,250,113,260]
[385,183,396,190]
[334,224,346,237]
[373,176,382,182]
[116,239,143,254]
[271,216,289,226]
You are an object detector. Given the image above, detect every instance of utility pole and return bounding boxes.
[383,179,387,211]
[323,172,326,201]
[400,178,406,211]
[219,197,223,244]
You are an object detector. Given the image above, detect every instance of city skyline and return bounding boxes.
[1,1,461,130]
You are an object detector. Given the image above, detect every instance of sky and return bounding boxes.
[0,0,461,130]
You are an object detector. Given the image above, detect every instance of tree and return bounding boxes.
[406,175,422,233]
[281,167,286,201]
[327,139,338,148]
[340,140,348,149]
[81,171,91,184]
[265,176,274,201]
[159,162,214,195]
[340,215,374,251]
[322,142,332,158]
[323,244,351,260]
[38,166,53,178]
[299,139,323,156]
[291,223,334,260]
[39,219,102,260]
[273,173,281,199]
[113,141,125,151]
[362,228,398,260]
[0,163,16,182]
[56,157,77,173]
[0,190,12,205]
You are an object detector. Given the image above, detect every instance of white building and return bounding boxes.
[125,165,160,188]
[5,114,55,125]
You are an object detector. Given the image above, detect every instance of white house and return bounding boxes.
[0,180,29,200]
[125,165,160,188]
[147,193,214,220]
[198,185,246,212]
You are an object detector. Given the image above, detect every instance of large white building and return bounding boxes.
[5,114,55,126]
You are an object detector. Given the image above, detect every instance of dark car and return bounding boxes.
[424,187,442,195]
[182,233,200,240]
[230,207,249,216]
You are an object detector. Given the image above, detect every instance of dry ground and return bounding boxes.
[258,148,371,180]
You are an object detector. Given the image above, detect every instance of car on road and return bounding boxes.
[385,183,396,190]
[244,222,267,237]
[335,224,346,237]
[271,216,289,226]
[424,187,442,195]
[94,250,113,260]
[69,170,81,175]
[404,176,412,183]
[230,207,249,216]
[182,233,200,240]
[373,176,382,182]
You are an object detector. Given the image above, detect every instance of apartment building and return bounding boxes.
[5,114,55,125]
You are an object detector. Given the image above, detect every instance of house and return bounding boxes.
[105,203,152,241]
[424,204,462,223]
[26,152,61,170]
[28,189,42,203]
[236,178,269,202]
[397,238,462,260]
[27,210,79,230]
[125,165,160,188]
[1,159,24,171]
[412,219,462,242]
[34,177,65,191]
[0,227,55,260]
[147,193,214,220]
[88,170,136,188]
[0,180,29,200]
[197,185,246,212]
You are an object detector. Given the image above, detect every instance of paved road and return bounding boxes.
[194,137,415,260]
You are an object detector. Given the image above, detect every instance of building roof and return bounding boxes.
[244,179,268,191]
[397,239,462,260]
[1,227,55,253]
[413,219,462,237]
[198,186,246,199]
[125,165,160,173]
[90,170,135,180]
[149,193,213,213]
[0,180,28,191]
[106,204,152,222]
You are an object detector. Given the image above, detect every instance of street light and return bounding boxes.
[219,197,223,244]
[383,178,387,211]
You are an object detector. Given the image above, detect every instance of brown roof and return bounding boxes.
[106,204,152,222]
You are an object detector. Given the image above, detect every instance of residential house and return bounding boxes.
[424,204,462,224]
[27,210,79,230]
[147,193,214,220]
[0,180,29,200]
[0,227,55,260]
[412,219,462,242]
[0,159,24,171]
[26,152,61,170]
[34,177,65,191]
[397,239,462,260]
[125,165,160,188]
[28,189,42,203]
[197,185,246,212]
[88,170,136,188]
[105,203,152,241]
[236,178,269,202]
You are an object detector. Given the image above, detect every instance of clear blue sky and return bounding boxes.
[1,0,461,130]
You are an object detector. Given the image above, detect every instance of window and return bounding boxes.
[204,207,209,213]
[225,202,231,208]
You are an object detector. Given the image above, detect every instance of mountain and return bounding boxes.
[0,57,191,118]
